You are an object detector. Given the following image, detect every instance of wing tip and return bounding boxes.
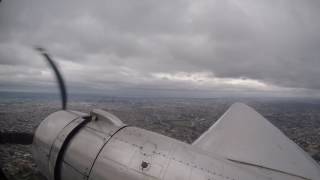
[230,102,252,109]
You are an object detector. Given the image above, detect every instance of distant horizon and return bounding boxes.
[1,89,320,100]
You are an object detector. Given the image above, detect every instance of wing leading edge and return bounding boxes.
[193,103,320,179]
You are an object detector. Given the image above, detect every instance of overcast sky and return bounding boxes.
[1,0,320,97]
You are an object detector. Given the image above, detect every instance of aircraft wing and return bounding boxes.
[193,103,320,180]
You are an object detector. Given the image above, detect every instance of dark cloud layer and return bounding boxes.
[1,0,320,97]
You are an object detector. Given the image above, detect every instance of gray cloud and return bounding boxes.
[1,0,320,97]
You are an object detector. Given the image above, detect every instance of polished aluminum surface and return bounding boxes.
[48,117,86,180]
[193,103,320,180]
[89,126,268,180]
[60,119,124,178]
[33,109,126,180]
[33,104,320,180]
[62,126,107,176]
[32,111,83,179]
[91,109,125,127]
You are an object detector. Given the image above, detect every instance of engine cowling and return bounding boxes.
[32,109,125,180]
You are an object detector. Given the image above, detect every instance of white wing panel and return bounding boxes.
[193,103,320,180]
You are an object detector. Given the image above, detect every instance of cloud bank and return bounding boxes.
[1,0,320,97]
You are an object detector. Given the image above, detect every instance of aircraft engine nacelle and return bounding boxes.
[33,109,263,180]
[32,109,126,180]
[33,104,320,180]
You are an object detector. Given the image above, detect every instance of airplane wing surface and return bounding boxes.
[193,103,320,179]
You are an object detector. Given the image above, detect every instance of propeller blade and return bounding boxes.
[35,47,68,110]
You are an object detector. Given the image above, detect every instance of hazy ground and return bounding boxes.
[1,93,320,179]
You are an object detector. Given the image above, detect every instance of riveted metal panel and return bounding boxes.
[129,144,163,179]
[109,127,175,179]
[88,136,136,180]
[89,126,171,180]
[100,136,136,166]
[34,109,278,180]
[171,144,196,165]
[163,159,191,180]
[61,127,107,176]
[116,127,174,159]
[190,167,212,180]
[223,163,239,180]
[88,125,273,180]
